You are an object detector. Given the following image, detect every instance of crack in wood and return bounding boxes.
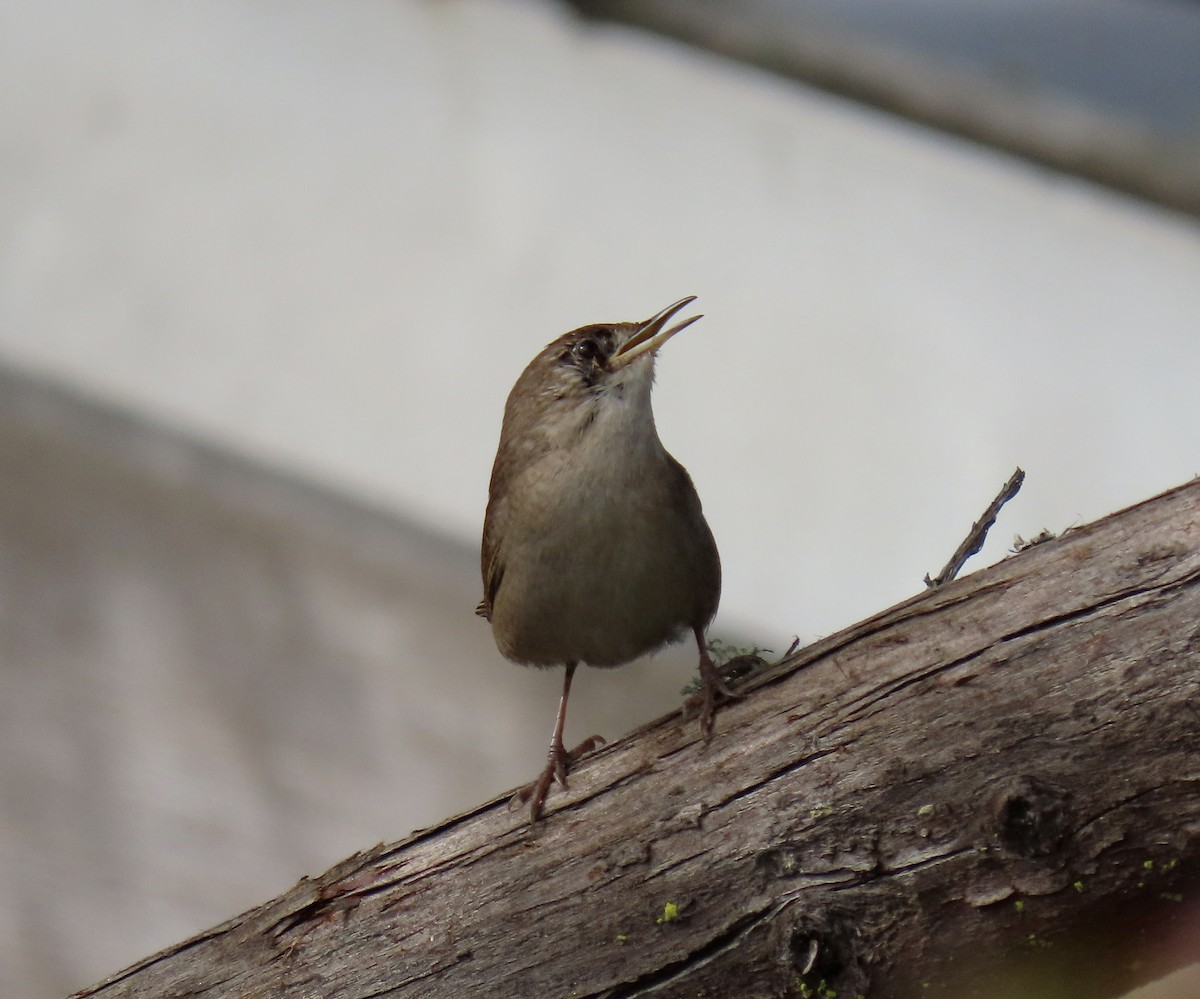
[713,747,840,812]
[591,901,780,998]
[837,565,1200,731]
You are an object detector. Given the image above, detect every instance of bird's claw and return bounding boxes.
[511,734,605,821]
[685,652,745,740]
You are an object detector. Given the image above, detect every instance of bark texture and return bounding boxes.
[75,481,1200,999]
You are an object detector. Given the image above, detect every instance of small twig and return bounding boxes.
[925,468,1025,588]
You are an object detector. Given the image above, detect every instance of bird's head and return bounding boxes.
[499,296,703,455]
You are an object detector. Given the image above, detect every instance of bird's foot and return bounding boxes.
[685,650,745,741]
[511,734,605,822]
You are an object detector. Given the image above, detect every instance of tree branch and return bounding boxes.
[74,480,1200,999]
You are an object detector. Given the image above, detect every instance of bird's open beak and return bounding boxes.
[610,296,702,369]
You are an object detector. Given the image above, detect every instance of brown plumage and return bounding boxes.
[479,297,734,821]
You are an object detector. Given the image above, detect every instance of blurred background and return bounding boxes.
[2,0,1199,995]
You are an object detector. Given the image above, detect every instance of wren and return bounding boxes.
[478,296,733,821]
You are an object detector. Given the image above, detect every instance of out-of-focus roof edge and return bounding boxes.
[0,362,481,594]
[566,0,1200,220]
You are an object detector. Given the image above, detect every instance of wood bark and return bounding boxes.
[74,481,1200,999]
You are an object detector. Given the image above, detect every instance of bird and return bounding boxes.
[477,296,735,821]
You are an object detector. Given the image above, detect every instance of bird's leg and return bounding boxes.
[689,624,744,740]
[511,663,605,822]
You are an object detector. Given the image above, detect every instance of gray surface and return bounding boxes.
[570,0,1200,214]
[5,0,1200,650]
[781,0,1200,135]
[0,368,705,997]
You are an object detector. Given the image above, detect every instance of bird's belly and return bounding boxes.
[491,504,703,668]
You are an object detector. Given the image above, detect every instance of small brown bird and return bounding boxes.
[477,296,734,821]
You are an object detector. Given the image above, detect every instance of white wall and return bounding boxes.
[4,0,1200,645]
[3,0,1199,994]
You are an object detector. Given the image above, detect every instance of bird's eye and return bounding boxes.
[572,338,599,364]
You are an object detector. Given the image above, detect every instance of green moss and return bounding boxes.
[706,638,766,664]
[795,980,838,998]
[656,901,680,924]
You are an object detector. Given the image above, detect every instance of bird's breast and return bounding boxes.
[488,441,719,668]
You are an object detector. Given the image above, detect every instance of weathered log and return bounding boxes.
[74,480,1200,998]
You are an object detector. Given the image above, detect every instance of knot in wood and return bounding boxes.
[768,900,866,997]
[755,845,804,881]
[988,775,1070,857]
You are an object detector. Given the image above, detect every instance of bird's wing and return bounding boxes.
[477,502,504,622]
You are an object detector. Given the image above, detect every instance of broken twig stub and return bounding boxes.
[925,467,1025,587]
